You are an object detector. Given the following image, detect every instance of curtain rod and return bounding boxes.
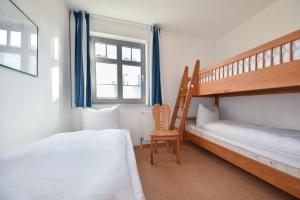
[90,13,153,29]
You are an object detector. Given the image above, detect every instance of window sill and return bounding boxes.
[92,102,148,106]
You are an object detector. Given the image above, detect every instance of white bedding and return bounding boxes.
[189,120,300,169]
[0,129,145,200]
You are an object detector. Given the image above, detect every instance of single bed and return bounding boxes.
[186,120,300,179]
[184,119,300,198]
[0,129,145,200]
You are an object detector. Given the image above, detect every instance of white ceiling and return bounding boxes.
[65,0,276,38]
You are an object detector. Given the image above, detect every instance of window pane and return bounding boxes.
[123,86,141,99]
[0,29,7,45]
[10,31,21,47]
[28,55,37,75]
[30,34,37,49]
[107,44,117,59]
[132,48,141,62]
[0,52,21,70]
[96,62,118,99]
[95,43,106,58]
[96,85,118,99]
[122,47,131,61]
[122,65,141,99]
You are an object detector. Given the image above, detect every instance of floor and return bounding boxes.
[134,141,297,200]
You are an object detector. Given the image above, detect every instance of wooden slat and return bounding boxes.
[184,131,300,198]
[290,41,293,61]
[280,45,283,64]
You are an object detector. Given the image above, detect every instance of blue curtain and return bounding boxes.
[152,24,162,105]
[73,11,91,107]
[85,13,92,107]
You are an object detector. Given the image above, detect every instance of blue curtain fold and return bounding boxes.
[85,13,92,107]
[152,24,162,105]
[73,11,91,107]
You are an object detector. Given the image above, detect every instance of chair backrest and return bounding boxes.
[152,104,170,131]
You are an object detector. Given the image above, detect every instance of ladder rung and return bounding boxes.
[188,77,192,81]
[176,105,184,108]
[179,93,188,97]
[174,127,178,130]
[176,116,182,119]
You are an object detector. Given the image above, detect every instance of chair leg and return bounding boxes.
[176,138,180,164]
[154,141,158,153]
[151,140,154,165]
[172,141,176,154]
[166,141,170,152]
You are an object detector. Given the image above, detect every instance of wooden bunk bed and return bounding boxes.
[170,29,300,198]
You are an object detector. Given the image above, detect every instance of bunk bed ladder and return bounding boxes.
[170,60,199,139]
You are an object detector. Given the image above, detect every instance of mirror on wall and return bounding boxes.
[0,0,38,76]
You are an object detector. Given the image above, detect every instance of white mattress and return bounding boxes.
[0,129,145,200]
[186,120,300,178]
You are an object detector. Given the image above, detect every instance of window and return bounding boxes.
[91,37,145,104]
[0,29,7,45]
[10,31,21,47]
[0,52,21,70]
[30,33,37,49]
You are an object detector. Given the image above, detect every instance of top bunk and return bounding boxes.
[197,29,300,96]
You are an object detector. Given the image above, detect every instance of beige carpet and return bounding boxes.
[135,141,297,200]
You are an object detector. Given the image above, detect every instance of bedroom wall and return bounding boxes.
[72,17,215,145]
[0,0,72,155]
[215,0,300,130]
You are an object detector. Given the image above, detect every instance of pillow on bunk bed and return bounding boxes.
[196,104,219,127]
[82,105,120,130]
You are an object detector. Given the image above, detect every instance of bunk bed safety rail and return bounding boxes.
[199,30,300,86]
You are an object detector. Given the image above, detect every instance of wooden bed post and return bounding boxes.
[214,95,219,107]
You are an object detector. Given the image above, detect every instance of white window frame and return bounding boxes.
[91,37,146,104]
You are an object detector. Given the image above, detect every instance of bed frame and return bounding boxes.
[183,29,300,198]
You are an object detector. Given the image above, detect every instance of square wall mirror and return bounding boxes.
[0,0,38,76]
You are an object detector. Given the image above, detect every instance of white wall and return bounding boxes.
[215,0,300,130]
[0,0,72,155]
[160,30,215,117]
[72,17,215,145]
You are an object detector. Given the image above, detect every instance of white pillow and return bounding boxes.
[196,104,219,127]
[82,105,120,130]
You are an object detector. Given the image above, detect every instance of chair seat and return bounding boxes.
[150,130,179,137]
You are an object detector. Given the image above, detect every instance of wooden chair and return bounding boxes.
[150,104,180,165]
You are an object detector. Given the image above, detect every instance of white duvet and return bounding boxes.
[0,129,145,200]
[193,120,300,169]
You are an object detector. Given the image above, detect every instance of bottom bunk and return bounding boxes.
[184,120,300,198]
